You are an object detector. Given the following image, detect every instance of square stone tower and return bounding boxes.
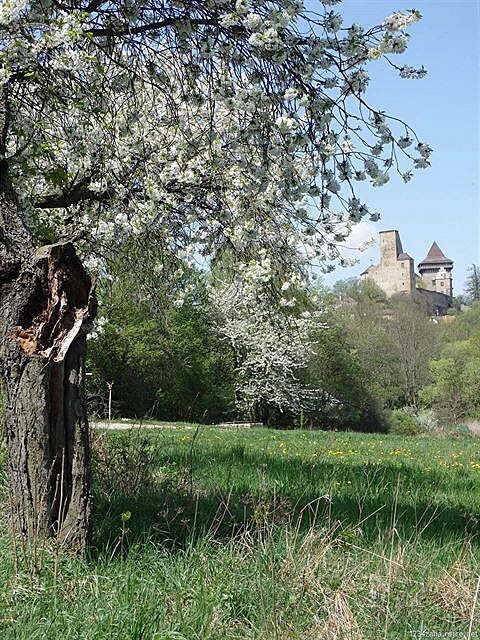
[361,230,415,297]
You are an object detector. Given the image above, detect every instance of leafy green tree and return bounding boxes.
[421,339,480,422]
[421,304,480,421]
[87,271,235,423]
[388,296,436,408]
[333,281,406,409]
[333,278,387,307]
[465,265,480,304]
[330,285,438,414]
[304,316,388,432]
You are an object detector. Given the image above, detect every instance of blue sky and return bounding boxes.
[321,0,479,296]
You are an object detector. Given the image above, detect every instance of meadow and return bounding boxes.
[1,425,479,639]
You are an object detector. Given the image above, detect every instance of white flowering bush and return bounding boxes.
[212,279,321,416]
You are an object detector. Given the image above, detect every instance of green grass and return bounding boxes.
[1,426,479,639]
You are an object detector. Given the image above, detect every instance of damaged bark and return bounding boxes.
[1,236,96,550]
[7,249,95,550]
[1,143,96,550]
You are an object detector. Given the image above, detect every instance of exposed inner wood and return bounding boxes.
[12,243,96,362]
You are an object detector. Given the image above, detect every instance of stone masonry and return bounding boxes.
[361,230,416,297]
[361,230,453,314]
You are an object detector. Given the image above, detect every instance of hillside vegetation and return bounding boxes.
[86,268,480,432]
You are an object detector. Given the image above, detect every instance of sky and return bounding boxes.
[320,0,479,296]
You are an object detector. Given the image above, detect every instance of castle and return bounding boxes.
[361,230,453,314]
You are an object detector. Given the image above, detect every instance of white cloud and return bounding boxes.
[337,219,379,262]
[317,219,380,285]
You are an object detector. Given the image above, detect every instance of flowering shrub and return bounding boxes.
[212,280,320,416]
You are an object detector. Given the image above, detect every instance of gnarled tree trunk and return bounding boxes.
[0,162,96,551]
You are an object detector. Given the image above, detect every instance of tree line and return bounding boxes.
[85,266,480,431]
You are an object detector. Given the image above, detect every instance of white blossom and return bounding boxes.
[372,172,390,187]
[382,10,421,33]
[244,12,262,30]
[397,136,413,149]
[235,0,249,15]
[325,11,342,33]
[0,0,28,25]
[212,281,318,415]
[341,137,354,154]
[220,13,238,28]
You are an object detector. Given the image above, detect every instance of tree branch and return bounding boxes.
[88,17,219,38]
[35,185,115,209]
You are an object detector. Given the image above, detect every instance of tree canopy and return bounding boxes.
[465,265,480,304]
[2,0,429,291]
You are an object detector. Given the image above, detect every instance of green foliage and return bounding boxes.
[303,314,388,432]
[421,336,480,422]
[85,265,478,432]
[388,408,422,436]
[327,284,434,416]
[388,296,436,407]
[332,277,387,306]
[419,304,480,422]
[464,264,480,303]
[86,258,480,435]
[345,306,404,408]
[443,301,480,341]
[413,408,439,432]
[87,270,235,423]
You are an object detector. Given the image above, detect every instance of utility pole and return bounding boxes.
[106,381,114,423]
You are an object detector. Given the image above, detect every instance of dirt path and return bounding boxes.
[92,421,196,430]
[466,420,480,437]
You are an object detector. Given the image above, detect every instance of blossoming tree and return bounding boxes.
[0,0,429,549]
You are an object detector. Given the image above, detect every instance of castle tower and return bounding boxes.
[361,230,415,297]
[418,242,453,298]
[379,230,404,267]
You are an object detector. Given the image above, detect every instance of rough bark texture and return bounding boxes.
[1,88,96,549]
[0,229,96,550]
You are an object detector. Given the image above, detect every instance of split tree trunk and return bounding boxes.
[0,168,96,551]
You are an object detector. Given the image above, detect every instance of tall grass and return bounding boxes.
[0,426,479,639]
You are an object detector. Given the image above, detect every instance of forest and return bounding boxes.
[85,262,480,434]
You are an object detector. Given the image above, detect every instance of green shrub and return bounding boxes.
[414,408,438,432]
[439,422,474,439]
[388,408,422,436]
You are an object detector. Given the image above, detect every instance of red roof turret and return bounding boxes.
[419,242,452,267]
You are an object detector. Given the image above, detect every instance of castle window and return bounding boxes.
[401,263,404,268]
[441,281,444,287]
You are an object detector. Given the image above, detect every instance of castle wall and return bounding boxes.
[361,230,453,314]
[416,288,451,315]
[365,262,414,297]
